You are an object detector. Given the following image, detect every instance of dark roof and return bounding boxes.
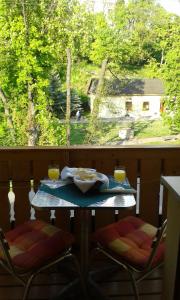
[88,78,164,96]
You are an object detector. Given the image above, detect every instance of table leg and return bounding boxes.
[80,209,91,277]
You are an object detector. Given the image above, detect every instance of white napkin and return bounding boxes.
[102,186,136,194]
[61,166,109,193]
[40,179,65,189]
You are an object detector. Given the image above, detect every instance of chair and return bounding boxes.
[90,216,167,300]
[0,219,84,300]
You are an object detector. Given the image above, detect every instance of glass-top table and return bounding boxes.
[30,179,136,275]
[31,179,136,209]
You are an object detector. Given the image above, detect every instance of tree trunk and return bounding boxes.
[27,83,37,146]
[0,87,16,143]
[91,58,108,116]
[87,58,108,143]
[160,49,164,66]
[66,48,71,146]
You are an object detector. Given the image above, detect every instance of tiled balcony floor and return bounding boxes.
[0,260,163,300]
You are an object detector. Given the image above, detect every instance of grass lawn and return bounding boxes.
[70,120,124,145]
[133,119,173,138]
[70,118,180,145]
[143,139,180,145]
[70,123,87,144]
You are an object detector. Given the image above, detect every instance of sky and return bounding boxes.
[157,0,180,15]
[80,0,180,16]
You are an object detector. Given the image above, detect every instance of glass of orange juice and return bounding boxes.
[48,164,60,181]
[114,166,126,183]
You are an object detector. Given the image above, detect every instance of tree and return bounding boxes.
[90,13,116,65]
[141,14,180,132]
[0,0,65,145]
[86,58,108,143]
[90,0,171,74]
[0,0,94,146]
[160,18,180,131]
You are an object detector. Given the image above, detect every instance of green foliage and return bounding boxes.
[0,0,179,146]
[0,0,94,146]
[161,20,180,131]
[142,16,180,131]
[90,13,116,64]
[90,0,170,70]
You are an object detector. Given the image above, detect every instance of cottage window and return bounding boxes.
[142,101,149,111]
[125,101,132,112]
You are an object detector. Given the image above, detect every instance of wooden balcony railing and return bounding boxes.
[0,146,180,240]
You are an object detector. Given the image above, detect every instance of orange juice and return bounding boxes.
[114,169,126,182]
[48,168,60,180]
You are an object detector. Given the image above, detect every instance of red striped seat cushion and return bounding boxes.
[1,220,74,270]
[93,216,165,268]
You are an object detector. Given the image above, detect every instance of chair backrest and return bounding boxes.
[0,228,15,272]
[145,219,167,271]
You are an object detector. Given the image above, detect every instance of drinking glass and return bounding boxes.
[48,164,60,181]
[114,166,126,183]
